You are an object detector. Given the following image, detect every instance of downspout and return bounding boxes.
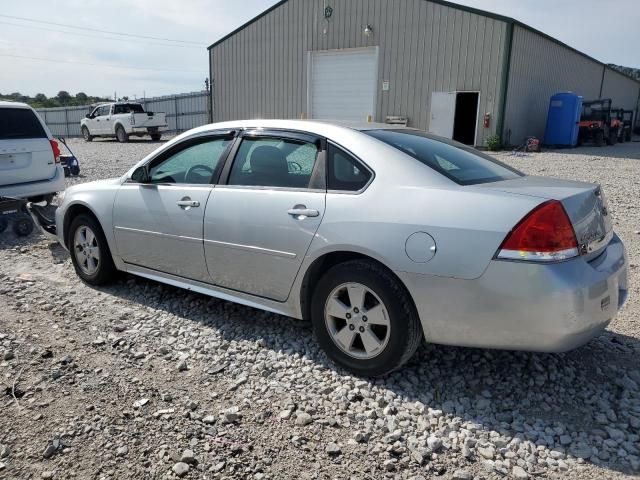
[208,49,214,123]
[599,66,605,98]
[497,21,514,147]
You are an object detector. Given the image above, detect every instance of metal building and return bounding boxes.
[208,0,640,147]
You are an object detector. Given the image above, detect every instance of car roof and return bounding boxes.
[0,100,32,109]
[186,119,415,138]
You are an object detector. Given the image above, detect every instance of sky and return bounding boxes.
[0,0,638,100]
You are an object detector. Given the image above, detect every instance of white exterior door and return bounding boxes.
[429,92,457,139]
[309,47,378,122]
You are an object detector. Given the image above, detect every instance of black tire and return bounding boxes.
[70,164,80,176]
[311,260,422,377]
[0,217,8,233]
[609,131,617,145]
[12,216,34,237]
[82,126,93,142]
[150,134,162,141]
[595,130,605,147]
[116,126,129,143]
[68,214,117,285]
[625,131,632,142]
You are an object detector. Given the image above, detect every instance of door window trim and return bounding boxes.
[126,130,238,186]
[218,129,327,192]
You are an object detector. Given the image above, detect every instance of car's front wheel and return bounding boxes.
[311,260,422,377]
[68,214,117,285]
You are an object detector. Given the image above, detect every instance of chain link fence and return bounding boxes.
[36,91,211,137]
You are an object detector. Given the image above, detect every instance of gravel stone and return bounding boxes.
[326,442,341,455]
[172,462,189,477]
[295,412,313,426]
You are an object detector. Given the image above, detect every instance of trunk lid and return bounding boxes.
[475,176,613,260]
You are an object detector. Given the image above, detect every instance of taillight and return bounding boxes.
[50,139,61,164]
[497,200,578,262]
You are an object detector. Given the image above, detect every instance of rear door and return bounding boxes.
[204,130,326,301]
[0,106,55,186]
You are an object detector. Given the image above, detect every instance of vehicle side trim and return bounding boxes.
[114,226,202,245]
[203,238,297,259]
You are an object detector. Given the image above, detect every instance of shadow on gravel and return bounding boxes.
[542,141,640,160]
[72,264,640,477]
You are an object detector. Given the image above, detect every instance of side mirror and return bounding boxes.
[85,114,91,119]
[131,166,150,183]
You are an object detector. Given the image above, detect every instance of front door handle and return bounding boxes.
[177,199,200,208]
[288,207,319,218]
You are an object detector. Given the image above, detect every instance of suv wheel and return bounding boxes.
[116,126,129,143]
[82,126,93,142]
[311,260,422,377]
[68,214,117,285]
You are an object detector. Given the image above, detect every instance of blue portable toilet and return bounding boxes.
[544,92,583,146]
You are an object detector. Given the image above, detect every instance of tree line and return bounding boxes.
[0,91,111,108]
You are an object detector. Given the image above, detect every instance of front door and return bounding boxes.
[94,104,111,135]
[204,131,326,301]
[113,135,234,281]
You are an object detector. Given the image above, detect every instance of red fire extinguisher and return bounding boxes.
[483,113,491,129]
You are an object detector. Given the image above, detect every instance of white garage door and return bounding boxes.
[309,48,378,122]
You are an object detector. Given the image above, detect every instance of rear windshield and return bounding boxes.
[0,108,47,140]
[365,129,522,185]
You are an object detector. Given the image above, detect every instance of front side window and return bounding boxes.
[228,136,319,189]
[365,129,522,185]
[96,105,110,117]
[0,108,46,140]
[148,138,231,184]
[327,144,372,191]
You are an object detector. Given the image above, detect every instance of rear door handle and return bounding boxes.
[177,200,200,208]
[288,207,319,218]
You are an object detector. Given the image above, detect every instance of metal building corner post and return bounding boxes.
[599,66,606,98]
[497,21,514,148]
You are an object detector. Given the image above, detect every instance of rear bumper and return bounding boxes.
[0,166,65,200]
[398,233,628,352]
[130,125,168,133]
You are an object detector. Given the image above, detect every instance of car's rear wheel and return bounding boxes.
[150,133,162,141]
[13,215,34,237]
[68,214,117,285]
[311,259,422,377]
[82,126,93,142]
[116,126,129,143]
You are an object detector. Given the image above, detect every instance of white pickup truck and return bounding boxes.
[80,102,167,143]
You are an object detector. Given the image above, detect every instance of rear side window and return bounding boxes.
[0,108,47,140]
[328,144,372,191]
[365,129,522,185]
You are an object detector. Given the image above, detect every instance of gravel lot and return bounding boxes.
[1,136,639,480]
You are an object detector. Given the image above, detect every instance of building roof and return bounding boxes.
[207,0,640,86]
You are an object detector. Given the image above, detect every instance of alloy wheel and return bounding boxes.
[324,282,391,360]
[73,225,101,275]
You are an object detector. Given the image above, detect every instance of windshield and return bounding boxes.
[365,129,523,185]
[0,108,47,140]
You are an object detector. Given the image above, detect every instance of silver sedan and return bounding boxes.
[52,120,629,376]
